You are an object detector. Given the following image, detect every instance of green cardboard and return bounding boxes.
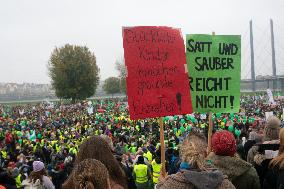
[186,34,241,113]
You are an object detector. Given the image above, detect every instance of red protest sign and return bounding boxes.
[123,26,192,120]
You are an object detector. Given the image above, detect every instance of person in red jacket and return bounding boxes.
[5,132,13,145]
[5,131,14,153]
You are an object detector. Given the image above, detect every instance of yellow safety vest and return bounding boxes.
[56,145,60,153]
[33,145,37,152]
[1,151,7,159]
[40,140,44,147]
[152,160,162,184]
[69,147,77,155]
[143,151,152,162]
[176,130,181,137]
[15,174,22,188]
[134,164,148,183]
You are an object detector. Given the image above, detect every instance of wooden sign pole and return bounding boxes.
[207,32,215,155]
[207,112,213,155]
[159,117,166,176]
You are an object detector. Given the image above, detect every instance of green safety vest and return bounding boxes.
[135,125,140,131]
[130,146,137,154]
[134,164,148,183]
[124,145,129,153]
[152,160,162,184]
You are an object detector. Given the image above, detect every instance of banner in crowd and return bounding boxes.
[265,111,274,120]
[123,26,193,119]
[267,88,276,105]
[186,34,241,113]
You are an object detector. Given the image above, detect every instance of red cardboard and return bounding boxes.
[123,26,192,119]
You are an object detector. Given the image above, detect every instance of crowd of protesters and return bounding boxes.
[0,94,284,189]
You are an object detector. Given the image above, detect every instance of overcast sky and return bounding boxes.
[0,0,284,84]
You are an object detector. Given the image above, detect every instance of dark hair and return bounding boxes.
[75,136,128,189]
[155,156,161,164]
[28,169,46,183]
[137,156,145,164]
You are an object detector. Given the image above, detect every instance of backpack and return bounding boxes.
[22,179,45,189]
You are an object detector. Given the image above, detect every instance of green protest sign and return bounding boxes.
[186,34,241,113]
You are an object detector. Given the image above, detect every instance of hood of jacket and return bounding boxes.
[182,169,224,189]
[207,153,252,180]
[165,169,224,189]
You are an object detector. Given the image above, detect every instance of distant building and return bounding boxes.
[0,83,7,95]
[0,83,56,101]
[241,75,284,92]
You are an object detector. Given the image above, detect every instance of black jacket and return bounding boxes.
[244,140,256,159]
[0,171,17,189]
[263,166,284,189]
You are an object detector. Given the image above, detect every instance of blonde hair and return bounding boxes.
[270,128,284,169]
[180,131,208,170]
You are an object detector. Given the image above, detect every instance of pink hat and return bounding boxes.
[33,161,45,172]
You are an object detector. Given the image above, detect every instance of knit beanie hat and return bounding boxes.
[33,161,45,172]
[264,116,281,141]
[211,130,236,157]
